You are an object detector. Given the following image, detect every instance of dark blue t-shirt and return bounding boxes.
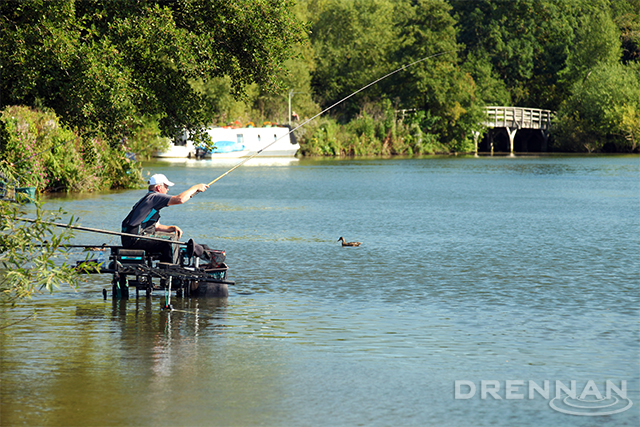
[121,192,172,234]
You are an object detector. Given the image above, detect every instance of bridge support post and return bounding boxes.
[472,131,480,157]
[489,131,494,155]
[506,127,518,155]
[541,129,549,152]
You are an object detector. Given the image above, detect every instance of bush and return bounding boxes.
[0,106,143,192]
[298,101,459,157]
[0,200,87,306]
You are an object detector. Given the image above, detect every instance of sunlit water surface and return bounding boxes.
[1,155,639,426]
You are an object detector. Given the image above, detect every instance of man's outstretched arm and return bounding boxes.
[168,184,209,205]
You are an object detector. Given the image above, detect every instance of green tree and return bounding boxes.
[554,62,640,152]
[461,52,512,107]
[388,0,482,152]
[611,0,640,64]
[305,0,481,152]
[558,1,622,86]
[452,0,577,109]
[249,1,318,126]
[1,0,306,145]
[191,76,262,126]
[308,0,399,120]
[252,53,319,126]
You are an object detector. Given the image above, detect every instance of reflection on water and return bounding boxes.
[156,156,300,168]
[1,155,639,427]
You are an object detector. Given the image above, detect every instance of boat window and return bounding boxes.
[258,135,261,142]
[236,134,244,144]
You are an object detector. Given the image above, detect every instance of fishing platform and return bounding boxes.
[78,239,234,300]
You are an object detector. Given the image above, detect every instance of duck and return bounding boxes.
[338,237,362,247]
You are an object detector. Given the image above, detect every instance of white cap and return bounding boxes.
[148,173,174,187]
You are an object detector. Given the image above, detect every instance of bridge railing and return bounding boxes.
[483,106,554,130]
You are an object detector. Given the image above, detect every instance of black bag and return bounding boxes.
[187,239,226,268]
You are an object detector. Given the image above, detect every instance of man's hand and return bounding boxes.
[169,183,210,205]
[195,183,209,193]
[155,223,182,239]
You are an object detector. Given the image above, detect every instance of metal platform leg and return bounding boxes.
[112,275,129,300]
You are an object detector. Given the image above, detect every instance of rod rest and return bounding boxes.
[114,249,146,265]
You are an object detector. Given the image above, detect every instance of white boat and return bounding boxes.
[156,126,300,159]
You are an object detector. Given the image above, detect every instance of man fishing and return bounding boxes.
[121,174,209,263]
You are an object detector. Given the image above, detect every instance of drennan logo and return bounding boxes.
[455,380,633,416]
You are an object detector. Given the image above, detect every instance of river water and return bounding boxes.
[1,155,639,426]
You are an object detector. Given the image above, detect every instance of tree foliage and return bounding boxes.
[1,0,305,145]
[0,106,142,192]
[2,0,639,159]
[554,62,640,152]
[309,0,398,118]
[0,201,87,305]
[302,0,639,153]
[558,1,622,86]
[452,0,578,109]
[306,0,481,152]
[612,0,640,64]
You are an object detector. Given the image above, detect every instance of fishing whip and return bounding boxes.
[207,51,453,186]
[15,217,187,245]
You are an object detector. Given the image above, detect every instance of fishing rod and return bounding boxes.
[15,54,452,240]
[15,217,187,245]
[207,51,453,186]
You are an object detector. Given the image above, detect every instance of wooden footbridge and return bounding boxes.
[476,106,555,154]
